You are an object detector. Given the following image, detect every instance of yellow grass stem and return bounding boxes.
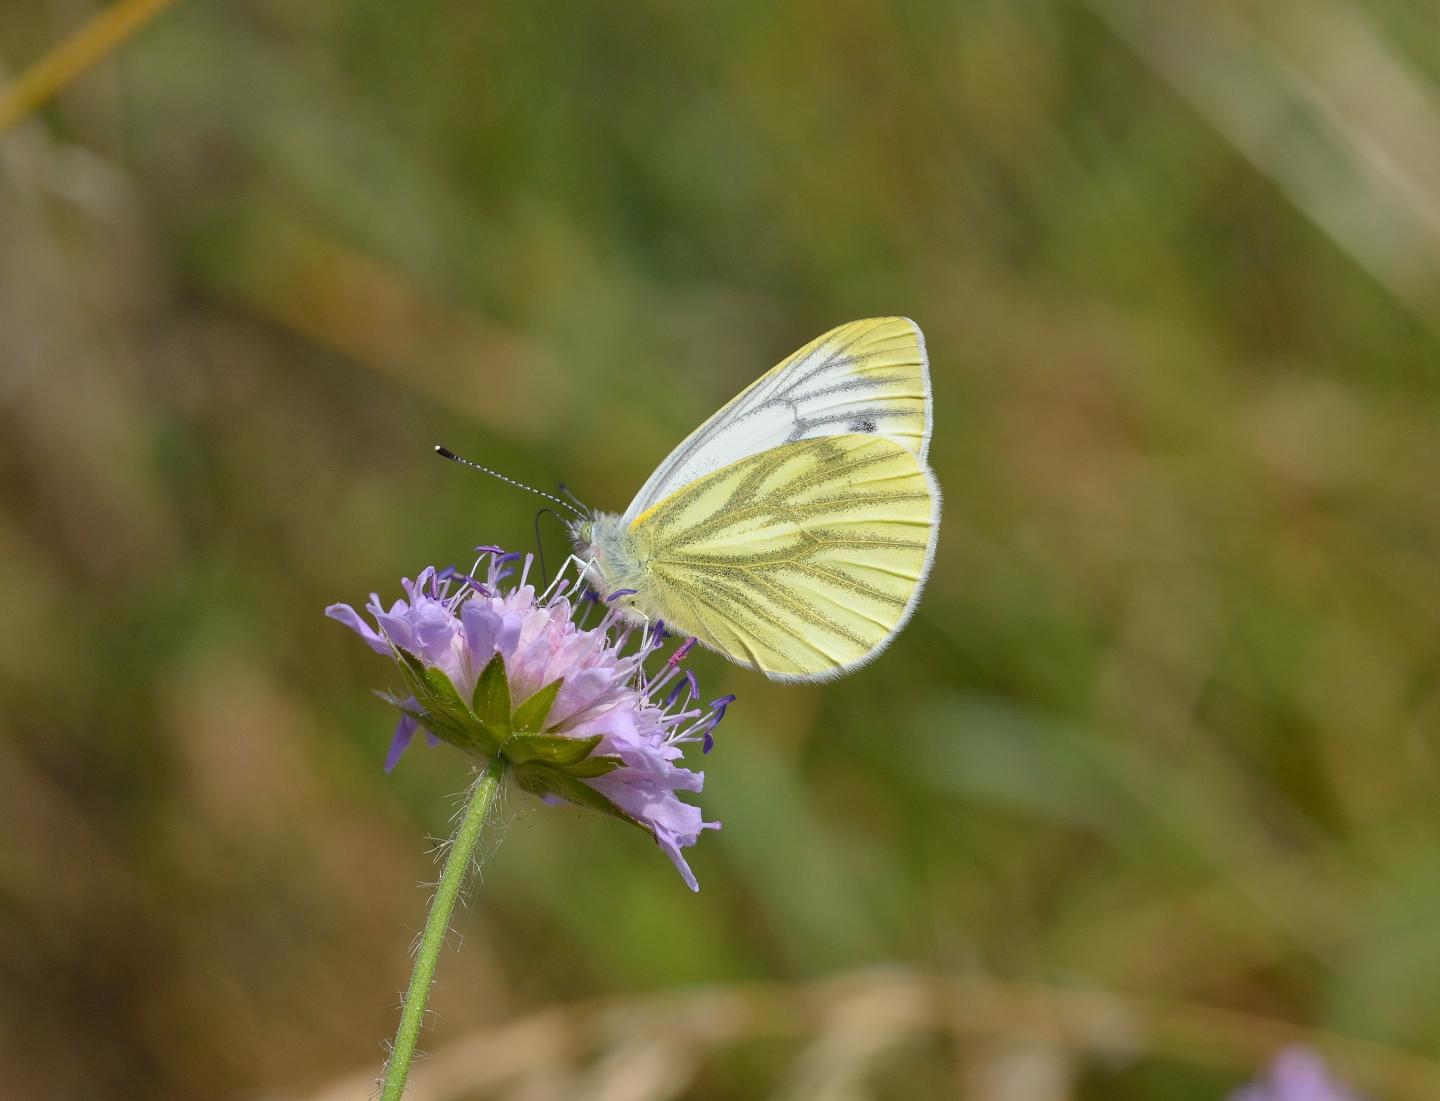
[0,0,180,139]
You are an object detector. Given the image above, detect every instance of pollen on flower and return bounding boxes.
[327,549,728,890]
[667,636,697,668]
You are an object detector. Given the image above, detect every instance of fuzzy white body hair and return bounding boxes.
[569,513,654,628]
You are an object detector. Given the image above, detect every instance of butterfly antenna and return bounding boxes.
[556,482,590,515]
[434,445,584,518]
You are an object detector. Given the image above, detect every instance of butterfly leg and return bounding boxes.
[634,609,674,654]
[539,554,597,605]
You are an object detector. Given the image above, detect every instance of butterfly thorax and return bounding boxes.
[569,512,653,626]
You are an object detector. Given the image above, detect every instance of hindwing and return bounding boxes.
[630,434,939,681]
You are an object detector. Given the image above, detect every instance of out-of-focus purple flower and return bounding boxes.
[1230,1048,1365,1101]
[328,550,728,890]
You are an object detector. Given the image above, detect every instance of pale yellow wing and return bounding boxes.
[630,434,939,682]
[621,317,931,523]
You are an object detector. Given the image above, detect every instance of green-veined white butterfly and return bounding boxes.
[567,317,939,682]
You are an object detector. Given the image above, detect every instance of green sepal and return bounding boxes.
[563,755,624,779]
[392,647,501,754]
[501,731,603,767]
[392,648,494,753]
[512,678,563,733]
[388,651,625,794]
[512,762,643,829]
[471,653,512,736]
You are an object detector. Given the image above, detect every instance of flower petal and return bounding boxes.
[385,713,420,773]
[326,603,390,655]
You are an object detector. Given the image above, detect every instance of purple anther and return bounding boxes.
[580,587,601,603]
[452,573,490,596]
[708,694,736,722]
[665,678,689,708]
[474,545,505,557]
[702,729,715,754]
[496,551,523,564]
[606,588,639,603]
[667,636,698,668]
[653,619,669,640]
[684,669,699,700]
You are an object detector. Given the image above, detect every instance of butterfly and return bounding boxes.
[568,317,940,683]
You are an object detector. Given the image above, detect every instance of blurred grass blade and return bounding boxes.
[299,970,1440,1101]
[0,0,180,139]
[1087,0,1440,336]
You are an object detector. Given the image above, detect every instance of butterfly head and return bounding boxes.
[569,511,646,617]
[568,517,595,565]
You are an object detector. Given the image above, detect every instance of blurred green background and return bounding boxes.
[4,1,1440,1098]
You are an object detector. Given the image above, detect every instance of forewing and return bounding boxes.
[622,317,931,523]
[631,435,939,681]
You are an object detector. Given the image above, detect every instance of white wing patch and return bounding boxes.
[621,317,931,523]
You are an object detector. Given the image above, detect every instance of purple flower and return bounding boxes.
[328,550,728,890]
[1231,1048,1366,1101]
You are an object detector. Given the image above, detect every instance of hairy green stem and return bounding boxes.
[380,757,506,1101]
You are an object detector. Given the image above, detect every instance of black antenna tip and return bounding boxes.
[434,445,457,460]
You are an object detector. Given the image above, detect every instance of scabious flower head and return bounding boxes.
[327,549,726,890]
[1230,1048,1366,1101]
